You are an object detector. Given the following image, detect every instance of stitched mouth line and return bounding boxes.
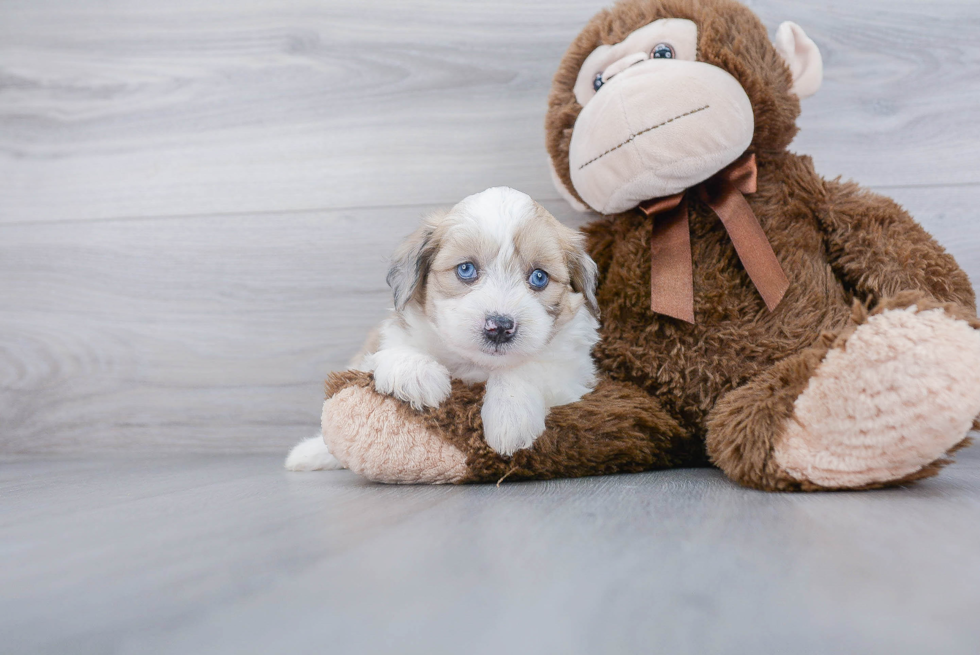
[577,104,710,170]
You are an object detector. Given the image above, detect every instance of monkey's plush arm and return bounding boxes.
[818,178,976,312]
[321,370,702,484]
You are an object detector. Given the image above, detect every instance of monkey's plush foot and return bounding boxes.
[322,382,470,484]
[773,306,980,488]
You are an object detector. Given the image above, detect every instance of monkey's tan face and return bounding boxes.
[413,188,597,370]
[568,18,754,214]
[549,11,823,216]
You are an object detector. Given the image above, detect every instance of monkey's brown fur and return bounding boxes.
[326,0,978,490]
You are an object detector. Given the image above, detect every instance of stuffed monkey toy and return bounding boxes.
[320,0,980,490]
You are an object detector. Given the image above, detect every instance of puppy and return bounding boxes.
[285,187,599,470]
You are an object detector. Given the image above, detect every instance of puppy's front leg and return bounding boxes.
[371,347,451,410]
[481,371,547,456]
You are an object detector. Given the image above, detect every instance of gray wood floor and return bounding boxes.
[2,0,980,652]
[4,450,980,654]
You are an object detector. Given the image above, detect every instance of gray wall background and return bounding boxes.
[1,0,978,454]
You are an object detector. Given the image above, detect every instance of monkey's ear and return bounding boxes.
[774,21,823,99]
[547,155,591,213]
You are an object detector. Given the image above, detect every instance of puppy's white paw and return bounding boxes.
[284,435,346,471]
[481,387,547,456]
[372,349,452,410]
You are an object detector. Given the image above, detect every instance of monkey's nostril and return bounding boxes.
[483,314,517,344]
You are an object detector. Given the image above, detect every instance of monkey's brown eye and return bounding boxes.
[651,43,674,59]
[593,72,604,92]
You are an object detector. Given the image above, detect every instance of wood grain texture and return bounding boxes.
[0,189,975,454]
[0,0,978,223]
[3,452,980,654]
[0,0,978,453]
[0,199,589,453]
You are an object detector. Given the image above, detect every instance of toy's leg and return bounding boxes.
[322,381,471,484]
[707,295,980,491]
[322,371,701,484]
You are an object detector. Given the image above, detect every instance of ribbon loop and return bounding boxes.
[639,192,685,217]
[640,153,788,324]
[720,152,758,195]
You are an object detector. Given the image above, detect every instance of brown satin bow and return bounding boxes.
[638,153,789,324]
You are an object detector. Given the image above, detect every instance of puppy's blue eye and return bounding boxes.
[593,73,604,92]
[528,269,549,290]
[456,262,477,281]
[651,43,674,59]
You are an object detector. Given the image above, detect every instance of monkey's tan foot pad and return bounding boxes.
[322,387,469,484]
[774,307,980,488]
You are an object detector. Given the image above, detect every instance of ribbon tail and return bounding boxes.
[704,182,789,312]
[649,197,695,323]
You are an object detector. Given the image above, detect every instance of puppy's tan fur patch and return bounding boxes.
[348,187,601,458]
[410,199,595,333]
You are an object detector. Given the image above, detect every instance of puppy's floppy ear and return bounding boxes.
[562,227,600,319]
[386,212,443,311]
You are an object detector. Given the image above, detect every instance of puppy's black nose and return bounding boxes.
[483,314,517,344]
